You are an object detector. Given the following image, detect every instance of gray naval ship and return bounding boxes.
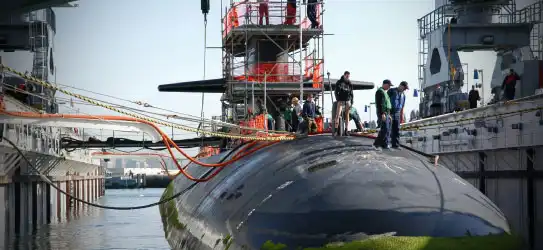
[1,1,106,248]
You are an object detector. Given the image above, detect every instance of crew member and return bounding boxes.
[468,85,480,109]
[258,0,269,25]
[334,71,353,135]
[307,0,319,28]
[302,94,317,134]
[267,112,274,131]
[284,0,296,25]
[349,107,363,132]
[373,79,392,149]
[283,104,293,131]
[501,69,520,101]
[388,81,408,149]
[291,97,302,132]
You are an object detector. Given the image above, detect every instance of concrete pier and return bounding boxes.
[0,170,105,248]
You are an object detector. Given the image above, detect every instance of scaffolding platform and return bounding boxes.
[224,24,321,55]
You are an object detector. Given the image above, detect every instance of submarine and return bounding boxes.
[159,135,521,250]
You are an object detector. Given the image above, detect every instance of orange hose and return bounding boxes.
[0,111,279,182]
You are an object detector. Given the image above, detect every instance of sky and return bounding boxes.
[5,0,503,159]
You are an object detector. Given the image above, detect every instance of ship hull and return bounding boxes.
[160,135,520,250]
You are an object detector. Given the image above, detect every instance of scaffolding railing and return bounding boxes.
[227,57,322,85]
[223,0,322,38]
[418,3,516,39]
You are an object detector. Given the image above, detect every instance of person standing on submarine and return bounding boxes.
[388,81,408,149]
[302,94,318,134]
[290,97,302,132]
[373,79,392,149]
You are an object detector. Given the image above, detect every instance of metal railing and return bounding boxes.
[227,60,323,84]
[222,0,322,37]
[418,3,517,38]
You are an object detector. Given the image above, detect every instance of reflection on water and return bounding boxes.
[9,188,170,250]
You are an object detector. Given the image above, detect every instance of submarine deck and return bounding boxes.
[161,134,516,249]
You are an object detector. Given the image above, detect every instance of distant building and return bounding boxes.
[115,159,123,168]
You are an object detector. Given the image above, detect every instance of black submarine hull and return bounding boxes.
[159,135,521,250]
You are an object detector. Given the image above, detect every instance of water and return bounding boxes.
[11,188,171,250]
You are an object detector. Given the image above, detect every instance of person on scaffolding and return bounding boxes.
[373,79,392,149]
[388,81,408,149]
[334,71,353,135]
[258,0,269,25]
[284,0,296,25]
[502,68,520,101]
[301,94,318,134]
[307,0,319,28]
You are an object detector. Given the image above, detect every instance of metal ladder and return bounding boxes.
[28,10,50,111]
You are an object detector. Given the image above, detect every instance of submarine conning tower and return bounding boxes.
[417,0,542,118]
[157,0,375,133]
[221,0,325,125]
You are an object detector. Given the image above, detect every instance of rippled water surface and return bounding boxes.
[11,188,170,250]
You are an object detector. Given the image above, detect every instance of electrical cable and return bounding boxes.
[1,136,247,210]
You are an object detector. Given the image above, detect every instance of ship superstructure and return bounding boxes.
[405,0,543,249]
[0,1,110,246]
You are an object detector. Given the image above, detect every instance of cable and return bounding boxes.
[3,72,286,135]
[200,16,208,147]
[1,136,247,210]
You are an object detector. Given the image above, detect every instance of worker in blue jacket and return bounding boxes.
[387,81,408,149]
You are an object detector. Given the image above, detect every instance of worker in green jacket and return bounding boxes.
[349,107,363,132]
[373,79,392,149]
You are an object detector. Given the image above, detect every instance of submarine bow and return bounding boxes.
[159,135,520,250]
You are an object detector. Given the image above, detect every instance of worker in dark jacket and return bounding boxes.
[501,69,520,101]
[301,94,317,134]
[373,79,392,149]
[388,81,408,149]
[468,85,480,109]
[334,71,353,134]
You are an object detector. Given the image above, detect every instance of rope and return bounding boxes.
[1,136,249,210]
[3,72,291,134]
[1,65,295,141]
